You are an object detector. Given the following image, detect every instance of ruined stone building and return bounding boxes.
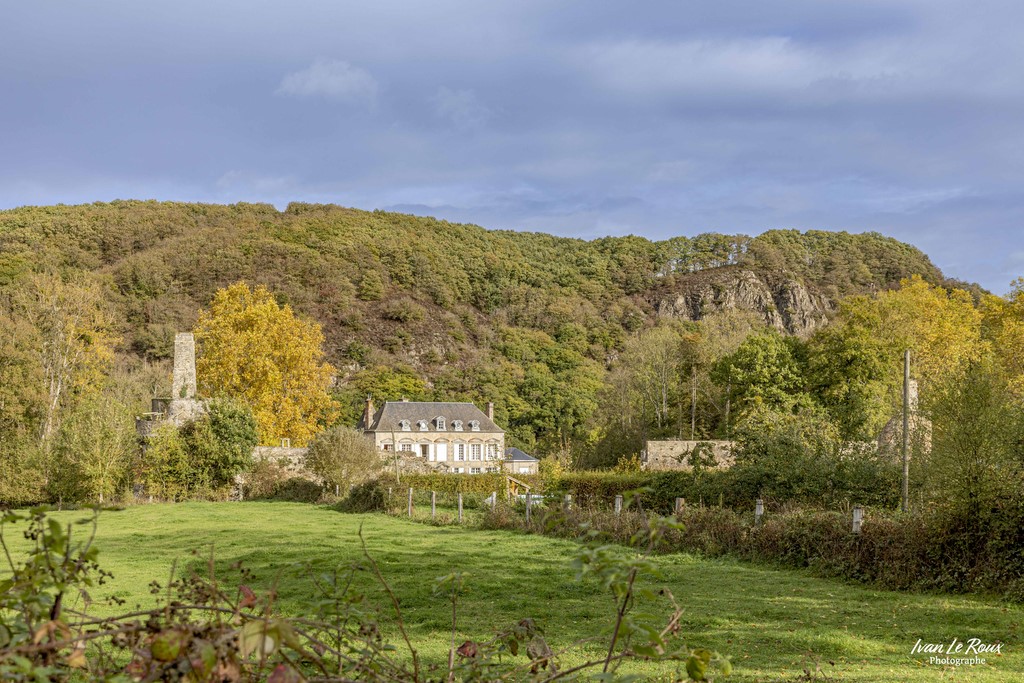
[137,332,207,437]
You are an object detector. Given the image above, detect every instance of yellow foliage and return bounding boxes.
[840,275,985,390]
[195,282,339,446]
[982,278,1024,395]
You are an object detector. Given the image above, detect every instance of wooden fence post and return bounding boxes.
[407,487,413,517]
[614,495,623,515]
[563,494,572,512]
[490,491,497,511]
[431,491,436,519]
[526,493,532,523]
[675,497,686,516]
[755,498,764,526]
[852,506,864,534]
[457,493,464,522]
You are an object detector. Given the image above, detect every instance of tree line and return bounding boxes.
[0,201,1008,505]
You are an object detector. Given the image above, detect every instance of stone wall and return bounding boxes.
[642,440,735,471]
[252,446,314,480]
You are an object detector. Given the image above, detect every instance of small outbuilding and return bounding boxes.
[503,447,540,475]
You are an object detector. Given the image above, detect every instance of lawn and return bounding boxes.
[3,502,1020,682]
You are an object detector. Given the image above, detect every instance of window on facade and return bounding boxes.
[470,444,482,459]
[485,467,498,473]
[456,444,466,461]
[417,420,428,431]
[399,420,410,431]
[485,444,497,460]
[399,443,413,452]
[435,417,446,430]
[469,420,480,432]
[453,467,463,474]
[453,420,463,431]
[470,467,481,474]
[382,444,393,452]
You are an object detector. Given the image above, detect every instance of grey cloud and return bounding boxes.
[0,0,1022,293]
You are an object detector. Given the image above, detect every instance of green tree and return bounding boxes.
[51,395,137,503]
[195,282,339,446]
[305,426,383,492]
[712,331,807,414]
[180,399,259,490]
[920,359,1024,518]
[806,322,892,440]
[140,423,192,501]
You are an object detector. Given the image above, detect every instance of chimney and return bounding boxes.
[486,401,494,421]
[363,395,374,427]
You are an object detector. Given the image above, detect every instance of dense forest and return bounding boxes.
[3,200,1015,503]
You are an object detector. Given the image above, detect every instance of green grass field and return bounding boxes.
[3,502,1020,682]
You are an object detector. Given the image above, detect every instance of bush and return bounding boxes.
[305,426,383,491]
[241,457,291,499]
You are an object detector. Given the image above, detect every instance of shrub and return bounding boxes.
[380,297,425,323]
[305,426,383,491]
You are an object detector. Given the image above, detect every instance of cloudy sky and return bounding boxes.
[3,1,1022,293]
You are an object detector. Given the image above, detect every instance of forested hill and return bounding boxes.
[0,200,952,451]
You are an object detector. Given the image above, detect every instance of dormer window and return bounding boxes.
[399,420,410,431]
[469,420,480,432]
[417,420,428,431]
[453,420,463,431]
[435,417,446,430]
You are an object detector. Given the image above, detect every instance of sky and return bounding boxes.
[2,1,1022,294]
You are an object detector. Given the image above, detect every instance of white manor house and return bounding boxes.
[357,397,537,475]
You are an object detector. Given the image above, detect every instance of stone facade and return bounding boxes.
[359,398,506,475]
[642,440,735,471]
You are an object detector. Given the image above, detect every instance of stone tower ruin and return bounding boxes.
[168,332,204,425]
[172,332,197,400]
[137,332,207,437]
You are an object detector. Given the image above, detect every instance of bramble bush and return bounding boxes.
[479,494,1024,599]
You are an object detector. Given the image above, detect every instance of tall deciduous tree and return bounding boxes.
[982,278,1024,396]
[712,330,807,414]
[13,274,116,444]
[195,282,339,446]
[807,276,985,439]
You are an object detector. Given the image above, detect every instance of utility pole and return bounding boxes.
[901,349,911,513]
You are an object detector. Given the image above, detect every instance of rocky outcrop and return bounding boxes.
[654,269,832,335]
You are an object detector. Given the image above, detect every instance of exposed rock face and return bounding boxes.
[654,269,832,335]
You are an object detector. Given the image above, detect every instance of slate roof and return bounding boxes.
[359,401,503,433]
[504,447,539,462]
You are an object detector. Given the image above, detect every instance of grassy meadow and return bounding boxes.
[2,502,1021,682]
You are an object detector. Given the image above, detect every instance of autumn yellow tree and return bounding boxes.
[982,278,1024,395]
[194,283,339,446]
[807,275,985,438]
[12,273,117,444]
